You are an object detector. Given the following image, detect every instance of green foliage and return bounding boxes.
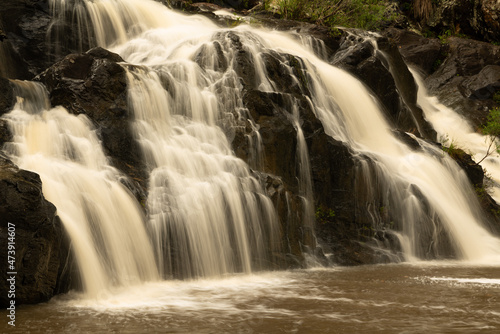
[493,91,500,104]
[476,107,500,164]
[264,0,400,31]
[441,139,464,159]
[432,58,442,71]
[482,107,500,139]
[315,205,335,225]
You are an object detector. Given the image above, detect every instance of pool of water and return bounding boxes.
[2,263,500,333]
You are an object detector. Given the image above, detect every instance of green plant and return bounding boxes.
[477,107,500,164]
[264,0,400,31]
[315,205,335,225]
[441,139,464,159]
[493,91,500,104]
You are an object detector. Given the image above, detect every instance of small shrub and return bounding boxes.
[493,91,500,104]
[315,205,335,225]
[264,0,401,31]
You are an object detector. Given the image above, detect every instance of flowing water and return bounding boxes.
[2,0,500,332]
[3,80,159,297]
[411,68,500,203]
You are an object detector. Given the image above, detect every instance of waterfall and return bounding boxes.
[125,66,279,278]
[3,80,159,297]
[4,0,500,299]
[411,68,500,203]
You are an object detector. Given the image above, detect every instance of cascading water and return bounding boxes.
[5,0,500,299]
[125,65,280,278]
[411,68,500,203]
[3,80,159,297]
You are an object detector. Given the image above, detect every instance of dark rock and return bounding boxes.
[0,0,96,79]
[0,77,14,116]
[0,0,52,79]
[170,0,259,11]
[376,35,437,140]
[36,47,147,199]
[0,156,70,307]
[194,41,228,73]
[459,65,500,100]
[425,37,500,128]
[0,77,14,148]
[383,28,444,75]
[416,0,500,43]
[333,30,436,140]
[481,0,500,42]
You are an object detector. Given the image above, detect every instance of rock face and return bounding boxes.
[0,156,70,307]
[0,0,53,79]
[385,28,500,128]
[223,30,404,265]
[333,29,436,141]
[425,37,500,128]
[0,0,94,80]
[410,0,500,43]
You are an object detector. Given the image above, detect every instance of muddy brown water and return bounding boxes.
[2,263,500,333]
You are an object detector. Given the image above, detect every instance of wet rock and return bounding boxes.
[0,77,14,147]
[0,0,52,79]
[333,30,436,140]
[36,47,147,199]
[0,156,70,307]
[0,77,14,116]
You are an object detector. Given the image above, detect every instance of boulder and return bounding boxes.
[0,155,70,307]
[459,65,500,100]
[36,47,147,199]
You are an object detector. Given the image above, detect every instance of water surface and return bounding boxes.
[3,263,499,333]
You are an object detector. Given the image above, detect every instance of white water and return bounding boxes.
[411,68,500,203]
[3,81,159,297]
[5,0,500,298]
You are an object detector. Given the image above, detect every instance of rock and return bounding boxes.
[425,37,500,128]
[0,77,14,116]
[410,0,499,43]
[481,0,500,42]
[0,155,70,307]
[384,28,444,76]
[0,77,14,147]
[228,39,397,264]
[0,0,97,79]
[0,0,52,79]
[36,47,147,199]
[333,30,436,140]
[459,65,500,100]
[170,0,260,11]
